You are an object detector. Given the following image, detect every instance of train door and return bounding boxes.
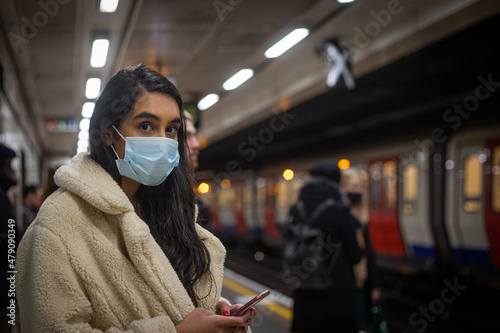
[446,140,491,266]
[485,139,500,268]
[243,178,259,235]
[275,178,289,225]
[275,171,303,226]
[201,182,222,233]
[233,181,248,234]
[255,177,268,236]
[264,177,279,238]
[368,158,406,257]
[398,153,435,262]
[217,185,236,234]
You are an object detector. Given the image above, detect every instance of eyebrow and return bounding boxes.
[170,117,182,124]
[133,112,182,124]
[134,112,159,121]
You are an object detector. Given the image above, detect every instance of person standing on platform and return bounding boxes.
[183,110,212,229]
[341,167,382,332]
[16,65,255,332]
[288,159,361,333]
[0,143,19,332]
[41,166,60,203]
[22,184,42,232]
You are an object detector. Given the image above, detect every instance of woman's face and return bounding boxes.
[107,91,181,159]
[342,173,363,194]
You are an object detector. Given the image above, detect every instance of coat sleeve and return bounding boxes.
[16,226,178,333]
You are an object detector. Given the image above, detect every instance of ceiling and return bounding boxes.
[0,0,499,161]
[198,11,500,172]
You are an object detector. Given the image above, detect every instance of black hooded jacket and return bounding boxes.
[289,176,362,333]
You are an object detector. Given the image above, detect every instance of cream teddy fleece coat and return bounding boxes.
[16,153,227,332]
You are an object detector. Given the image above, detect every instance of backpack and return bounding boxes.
[281,198,342,290]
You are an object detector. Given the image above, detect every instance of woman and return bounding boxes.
[288,159,361,333]
[17,65,254,332]
[341,168,381,332]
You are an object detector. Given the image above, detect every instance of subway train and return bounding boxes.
[196,120,500,291]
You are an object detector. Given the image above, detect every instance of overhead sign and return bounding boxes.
[45,117,79,133]
[324,39,355,90]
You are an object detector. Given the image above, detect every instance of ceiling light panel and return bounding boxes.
[265,28,309,59]
[90,39,110,68]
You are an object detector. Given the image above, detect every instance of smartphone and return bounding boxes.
[229,290,271,316]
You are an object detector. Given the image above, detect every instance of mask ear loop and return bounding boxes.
[110,125,126,159]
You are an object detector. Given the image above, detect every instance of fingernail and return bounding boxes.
[223,311,229,316]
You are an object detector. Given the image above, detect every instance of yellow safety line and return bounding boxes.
[222,277,293,320]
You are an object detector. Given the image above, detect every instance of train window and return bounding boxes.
[256,182,266,213]
[493,146,500,213]
[234,183,243,212]
[403,164,418,215]
[275,181,287,213]
[463,154,483,213]
[369,163,382,210]
[266,178,277,208]
[218,187,234,206]
[383,161,397,211]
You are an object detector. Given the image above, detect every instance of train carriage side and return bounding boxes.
[365,142,439,276]
[445,126,500,282]
[486,138,500,270]
[398,150,435,264]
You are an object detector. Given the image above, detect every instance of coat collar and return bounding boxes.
[54,153,134,215]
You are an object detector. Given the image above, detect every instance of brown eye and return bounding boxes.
[139,123,153,132]
[166,127,178,134]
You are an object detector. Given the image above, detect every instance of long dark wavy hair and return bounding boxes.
[89,64,211,306]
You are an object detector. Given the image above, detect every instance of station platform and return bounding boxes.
[222,268,293,333]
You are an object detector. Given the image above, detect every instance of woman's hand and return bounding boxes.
[175,306,255,333]
[216,300,256,317]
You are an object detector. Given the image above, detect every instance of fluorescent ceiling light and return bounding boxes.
[85,78,101,99]
[78,130,89,141]
[265,28,309,58]
[78,140,89,149]
[100,0,119,13]
[197,94,219,111]
[77,140,89,153]
[222,69,254,91]
[338,0,355,3]
[79,118,90,131]
[81,102,95,118]
[90,39,109,68]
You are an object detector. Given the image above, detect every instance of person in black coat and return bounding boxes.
[341,167,382,331]
[288,159,362,333]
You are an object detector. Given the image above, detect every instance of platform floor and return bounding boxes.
[222,268,293,333]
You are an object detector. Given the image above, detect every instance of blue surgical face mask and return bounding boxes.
[110,125,180,186]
